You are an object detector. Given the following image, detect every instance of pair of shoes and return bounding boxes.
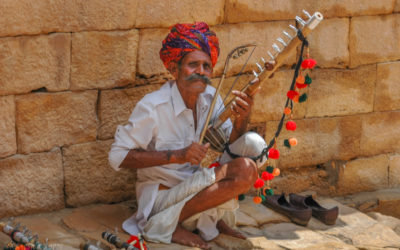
[262,194,312,226]
[289,193,339,225]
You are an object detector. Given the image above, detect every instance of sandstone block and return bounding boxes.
[306,66,375,118]
[225,0,395,23]
[350,14,400,68]
[0,0,137,37]
[16,91,97,154]
[396,0,400,12]
[389,155,400,187]
[0,149,64,217]
[135,0,224,28]
[62,140,136,207]
[360,111,400,156]
[0,96,16,158]
[0,33,70,95]
[336,154,389,195]
[265,115,362,168]
[306,18,349,68]
[375,62,400,111]
[212,21,296,77]
[71,30,138,90]
[137,28,171,78]
[99,84,162,140]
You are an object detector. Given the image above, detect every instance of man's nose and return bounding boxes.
[195,65,205,75]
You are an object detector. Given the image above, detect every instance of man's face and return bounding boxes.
[172,50,213,96]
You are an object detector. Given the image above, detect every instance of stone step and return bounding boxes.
[1,192,400,250]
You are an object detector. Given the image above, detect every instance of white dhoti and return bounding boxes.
[123,132,267,243]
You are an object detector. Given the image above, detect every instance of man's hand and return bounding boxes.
[175,142,210,165]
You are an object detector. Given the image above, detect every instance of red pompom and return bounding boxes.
[127,235,147,250]
[262,171,275,181]
[286,121,297,131]
[268,148,280,159]
[296,83,308,89]
[254,178,265,188]
[301,58,317,69]
[287,90,299,100]
[208,162,221,168]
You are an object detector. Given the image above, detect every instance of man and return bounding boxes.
[109,22,267,249]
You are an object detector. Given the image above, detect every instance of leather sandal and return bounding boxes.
[289,193,339,225]
[262,194,312,226]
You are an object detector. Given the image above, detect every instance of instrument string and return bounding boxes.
[213,45,257,126]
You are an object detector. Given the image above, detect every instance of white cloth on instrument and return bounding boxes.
[108,80,232,242]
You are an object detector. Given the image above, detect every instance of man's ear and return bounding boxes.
[168,62,179,79]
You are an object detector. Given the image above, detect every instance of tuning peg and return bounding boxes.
[272,43,281,53]
[260,57,266,63]
[303,10,312,19]
[253,70,259,78]
[256,63,263,72]
[267,51,274,60]
[295,16,306,26]
[289,24,298,33]
[283,31,292,40]
[277,37,287,47]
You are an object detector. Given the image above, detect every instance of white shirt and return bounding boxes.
[108,80,232,235]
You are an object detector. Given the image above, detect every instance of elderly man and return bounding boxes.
[109,22,267,249]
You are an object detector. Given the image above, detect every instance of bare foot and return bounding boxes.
[216,220,246,239]
[172,224,210,249]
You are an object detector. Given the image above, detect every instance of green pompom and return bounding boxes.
[238,194,245,201]
[305,74,312,84]
[299,93,308,103]
[266,189,274,196]
[266,166,274,173]
[260,194,266,202]
[284,139,291,148]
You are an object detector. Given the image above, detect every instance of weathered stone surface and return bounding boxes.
[212,21,296,78]
[310,198,400,249]
[262,222,344,249]
[238,196,290,225]
[306,18,349,68]
[63,204,133,233]
[71,30,138,90]
[336,154,389,195]
[0,0,137,37]
[235,210,258,227]
[238,226,264,237]
[62,140,136,207]
[350,14,400,68]
[0,149,64,217]
[0,33,70,95]
[214,233,283,250]
[396,0,400,12]
[360,111,400,156]
[136,0,224,28]
[0,96,16,158]
[367,212,400,235]
[375,62,400,111]
[265,115,362,169]
[137,28,171,78]
[99,84,162,140]
[306,66,375,118]
[389,155,400,187]
[225,0,395,23]
[16,91,98,154]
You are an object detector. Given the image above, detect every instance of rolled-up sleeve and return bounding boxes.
[109,101,157,171]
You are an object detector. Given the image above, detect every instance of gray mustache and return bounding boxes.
[184,73,212,85]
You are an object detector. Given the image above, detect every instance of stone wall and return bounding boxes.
[0,0,399,217]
